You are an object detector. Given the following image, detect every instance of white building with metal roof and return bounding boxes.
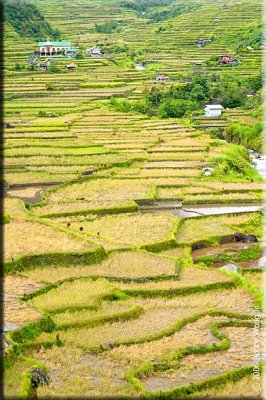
[204,104,224,117]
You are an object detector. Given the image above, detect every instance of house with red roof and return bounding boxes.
[218,54,237,65]
[155,75,169,82]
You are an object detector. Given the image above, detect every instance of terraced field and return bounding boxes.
[3,0,265,398]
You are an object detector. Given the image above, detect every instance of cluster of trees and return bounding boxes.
[119,0,174,13]
[223,122,262,152]
[4,0,60,39]
[95,20,121,34]
[109,72,262,120]
[220,23,262,51]
[119,0,200,22]
[146,73,262,117]
[109,72,262,151]
[148,2,201,22]
[237,24,262,51]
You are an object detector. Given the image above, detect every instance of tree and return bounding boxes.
[75,50,84,59]
[14,63,23,71]
[49,63,60,73]
[148,86,163,106]
[158,99,197,118]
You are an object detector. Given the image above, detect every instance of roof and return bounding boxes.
[38,41,71,46]
[87,46,101,51]
[205,105,223,109]
[66,48,78,52]
[66,63,76,68]
[218,59,236,63]
[157,75,168,78]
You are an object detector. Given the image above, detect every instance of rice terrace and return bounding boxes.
[2,0,266,398]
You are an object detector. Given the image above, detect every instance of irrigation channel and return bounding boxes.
[137,150,266,393]
[140,149,265,217]
[139,149,265,270]
[3,150,265,353]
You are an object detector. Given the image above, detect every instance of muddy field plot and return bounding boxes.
[140,323,265,394]
[4,275,43,327]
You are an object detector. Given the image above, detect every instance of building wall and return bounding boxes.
[39,45,71,55]
[205,109,222,117]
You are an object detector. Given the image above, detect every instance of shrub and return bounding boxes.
[45,82,55,91]
[14,63,23,71]
[49,63,60,73]
[213,144,261,181]
[224,122,262,152]
[2,213,11,224]
[95,20,120,34]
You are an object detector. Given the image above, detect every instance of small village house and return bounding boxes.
[155,75,169,82]
[86,46,103,56]
[65,48,79,58]
[37,40,73,56]
[65,62,76,71]
[204,104,224,117]
[32,57,40,67]
[195,38,210,47]
[220,54,233,61]
[218,54,237,65]
[135,63,146,71]
[32,57,52,71]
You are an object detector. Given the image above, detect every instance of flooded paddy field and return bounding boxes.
[3,0,264,397]
[140,201,262,218]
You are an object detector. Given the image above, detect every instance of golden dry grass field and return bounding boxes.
[3,0,264,398]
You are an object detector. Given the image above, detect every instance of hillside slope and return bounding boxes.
[3,1,264,399]
[4,0,60,39]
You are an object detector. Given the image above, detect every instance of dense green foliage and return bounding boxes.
[95,20,121,34]
[119,0,201,22]
[213,144,261,181]
[110,73,263,150]
[2,213,11,224]
[115,73,262,119]
[4,0,60,39]
[119,0,175,13]
[224,122,262,152]
[221,23,263,51]
[149,2,202,22]
[237,24,262,50]
[158,98,197,118]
